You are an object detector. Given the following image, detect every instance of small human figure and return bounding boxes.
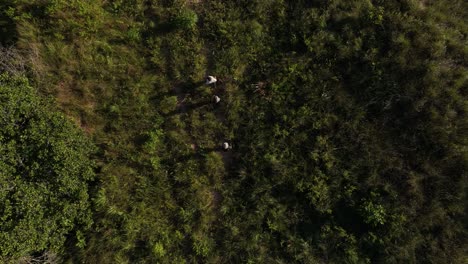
[206,75,217,85]
[213,95,221,104]
[222,142,231,151]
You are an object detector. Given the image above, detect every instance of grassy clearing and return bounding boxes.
[2,0,466,262]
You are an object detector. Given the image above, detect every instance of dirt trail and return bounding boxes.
[178,1,232,212]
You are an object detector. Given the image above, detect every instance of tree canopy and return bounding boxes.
[0,74,95,259]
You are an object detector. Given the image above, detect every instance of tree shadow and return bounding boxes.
[165,100,212,117]
[150,80,205,102]
[180,80,206,94]
[133,133,150,148]
[149,90,177,102]
[198,146,224,153]
[144,22,176,37]
[0,3,18,45]
[161,146,227,165]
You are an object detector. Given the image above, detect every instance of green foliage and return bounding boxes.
[2,0,467,263]
[361,200,386,227]
[160,96,178,114]
[0,74,95,258]
[171,8,198,30]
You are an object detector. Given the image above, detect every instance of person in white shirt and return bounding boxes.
[206,75,217,85]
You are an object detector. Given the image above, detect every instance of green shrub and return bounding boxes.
[171,9,198,30]
[160,96,178,114]
[0,74,95,257]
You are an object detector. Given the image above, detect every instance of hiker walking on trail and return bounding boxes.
[222,142,232,151]
[206,75,217,85]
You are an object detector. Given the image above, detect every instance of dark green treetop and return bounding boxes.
[0,73,95,258]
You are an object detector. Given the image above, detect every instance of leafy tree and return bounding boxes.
[0,74,95,259]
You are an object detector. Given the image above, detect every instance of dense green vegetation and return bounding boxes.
[1,0,467,263]
[0,73,95,261]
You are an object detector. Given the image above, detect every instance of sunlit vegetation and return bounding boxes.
[0,0,466,263]
[0,73,95,262]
